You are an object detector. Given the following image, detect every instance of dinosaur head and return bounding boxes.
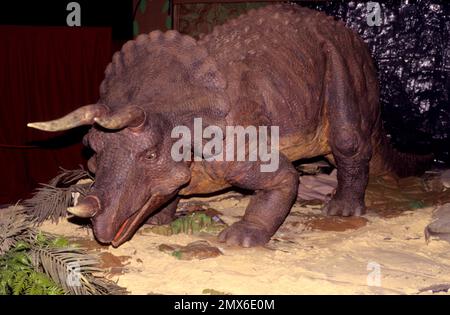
[28,105,191,247]
[27,30,227,246]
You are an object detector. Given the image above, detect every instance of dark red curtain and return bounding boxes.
[0,26,112,204]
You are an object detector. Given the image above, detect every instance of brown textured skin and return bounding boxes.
[80,4,425,247]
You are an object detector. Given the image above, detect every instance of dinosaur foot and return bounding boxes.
[322,198,366,217]
[218,221,271,247]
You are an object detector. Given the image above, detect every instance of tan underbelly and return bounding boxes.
[279,131,331,161]
[179,125,331,196]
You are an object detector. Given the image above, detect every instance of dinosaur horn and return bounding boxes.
[93,105,146,130]
[67,195,100,218]
[27,104,108,132]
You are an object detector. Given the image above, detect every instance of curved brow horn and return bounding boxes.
[93,105,146,130]
[27,104,108,132]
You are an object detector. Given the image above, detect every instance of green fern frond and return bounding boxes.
[0,207,36,255]
[31,246,99,295]
[23,167,93,224]
[0,243,64,295]
[30,237,127,295]
[48,167,93,187]
[23,185,73,224]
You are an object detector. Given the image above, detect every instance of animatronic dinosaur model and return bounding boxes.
[28,4,429,247]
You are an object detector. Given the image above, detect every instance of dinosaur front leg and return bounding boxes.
[145,196,180,225]
[218,156,298,247]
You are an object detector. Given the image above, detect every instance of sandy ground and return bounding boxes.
[39,191,450,295]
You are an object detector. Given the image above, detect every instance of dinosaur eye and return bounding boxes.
[145,151,157,161]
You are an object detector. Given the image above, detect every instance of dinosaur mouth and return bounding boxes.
[111,213,138,247]
[111,193,169,247]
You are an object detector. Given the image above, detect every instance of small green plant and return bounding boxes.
[146,212,227,236]
[171,250,182,260]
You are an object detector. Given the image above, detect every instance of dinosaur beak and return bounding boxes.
[67,195,100,218]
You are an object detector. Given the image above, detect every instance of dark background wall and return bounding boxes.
[0,1,123,204]
[0,26,112,204]
[0,1,133,39]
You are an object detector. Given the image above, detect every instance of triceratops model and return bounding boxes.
[28,4,428,247]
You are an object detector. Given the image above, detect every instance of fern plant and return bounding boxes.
[0,207,36,255]
[0,242,64,295]
[0,222,127,295]
[0,173,127,295]
[23,167,93,224]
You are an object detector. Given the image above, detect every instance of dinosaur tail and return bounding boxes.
[370,128,433,178]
